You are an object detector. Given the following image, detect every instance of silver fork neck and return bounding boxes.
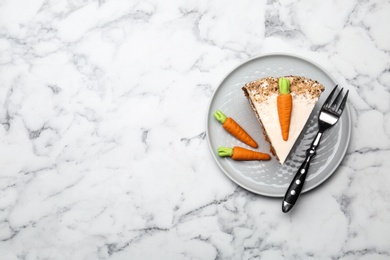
[319,112,338,125]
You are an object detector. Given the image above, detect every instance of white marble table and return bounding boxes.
[1,0,389,259]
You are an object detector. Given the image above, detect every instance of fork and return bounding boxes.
[282,85,349,213]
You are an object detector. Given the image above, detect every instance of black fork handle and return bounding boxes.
[282,131,324,213]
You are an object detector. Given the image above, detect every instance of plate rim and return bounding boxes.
[205,52,352,197]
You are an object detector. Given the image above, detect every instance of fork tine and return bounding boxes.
[337,90,349,114]
[330,87,344,110]
[324,85,338,107]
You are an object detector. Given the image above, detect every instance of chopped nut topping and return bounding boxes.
[243,76,324,102]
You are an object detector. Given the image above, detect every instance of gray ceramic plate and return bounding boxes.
[206,53,351,197]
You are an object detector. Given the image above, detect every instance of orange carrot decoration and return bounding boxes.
[277,77,293,141]
[218,146,271,161]
[214,110,258,148]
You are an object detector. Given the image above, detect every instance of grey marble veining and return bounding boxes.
[0,0,389,259]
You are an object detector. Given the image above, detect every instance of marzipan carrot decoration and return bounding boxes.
[218,146,271,161]
[277,77,293,141]
[214,110,258,148]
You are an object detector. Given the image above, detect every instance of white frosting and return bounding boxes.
[254,93,317,164]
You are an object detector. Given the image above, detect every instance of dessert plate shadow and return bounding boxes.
[206,53,351,197]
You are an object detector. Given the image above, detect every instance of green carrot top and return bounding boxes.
[278,77,290,95]
[214,110,227,124]
[218,147,234,157]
